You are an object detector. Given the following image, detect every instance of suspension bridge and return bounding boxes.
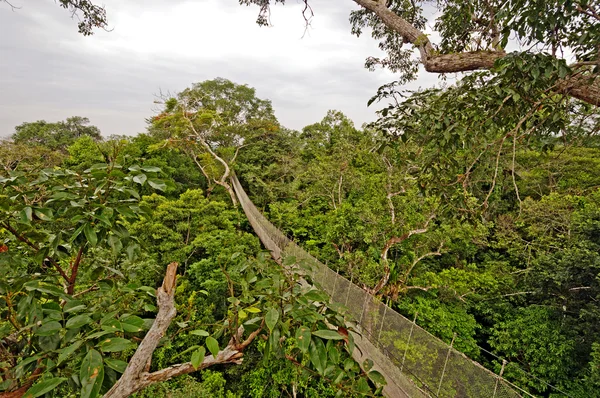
[231,174,537,398]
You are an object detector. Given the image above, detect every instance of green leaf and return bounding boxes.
[121,316,145,333]
[295,326,311,354]
[35,321,62,336]
[20,206,33,224]
[132,173,147,185]
[57,340,84,365]
[126,243,138,261]
[83,223,98,247]
[147,179,166,191]
[190,329,210,337]
[64,300,86,313]
[309,338,327,375]
[34,207,53,221]
[312,329,344,340]
[303,289,329,302]
[80,349,104,398]
[327,339,340,364]
[23,377,67,398]
[85,330,114,341]
[141,165,161,173]
[191,346,206,370]
[357,377,370,393]
[367,370,387,386]
[107,235,123,255]
[265,308,279,333]
[66,314,93,329]
[206,336,219,358]
[104,358,128,373]
[98,337,136,352]
[245,307,261,313]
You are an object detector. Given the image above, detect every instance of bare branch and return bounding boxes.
[104,262,262,398]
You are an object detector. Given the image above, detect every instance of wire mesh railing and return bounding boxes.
[231,174,529,398]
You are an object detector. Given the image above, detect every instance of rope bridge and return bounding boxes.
[231,174,530,398]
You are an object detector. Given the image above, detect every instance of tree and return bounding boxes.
[0,141,64,173]
[150,79,279,207]
[0,162,164,397]
[0,149,383,398]
[12,117,101,151]
[242,0,599,106]
[1,0,108,35]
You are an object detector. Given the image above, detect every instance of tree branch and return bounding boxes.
[1,222,70,283]
[352,0,600,106]
[67,245,85,295]
[104,262,261,398]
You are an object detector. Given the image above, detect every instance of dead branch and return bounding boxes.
[371,214,436,294]
[181,112,238,207]
[104,262,261,398]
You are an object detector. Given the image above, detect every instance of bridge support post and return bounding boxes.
[437,333,456,397]
[492,359,507,398]
[400,312,418,373]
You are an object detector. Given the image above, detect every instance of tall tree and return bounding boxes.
[12,117,101,151]
[150,78,279,206]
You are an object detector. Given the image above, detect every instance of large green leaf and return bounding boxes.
[190,329,210,337]
[35,321,62,336]
[66,314,93,329]
[295,326,311,354]
[34,207,53,221]
[205,336,219,358]
[107,234,123,255]
[20,206,33,225]
[98,337,136,352]
[104,358,128,373]
[120,315,145,333]
[141,165,161,173]
[265,308,279,333]
[309,338,327,375]
[57,340,83,365]
[132,173,147,185]
[312,329,344,340]
[367,370,387,386]
[23,377,67,398]
[191,346,206,370]
[64,299,86,313]
[83,223,98,246]
[303,289,329,302]
[147,179,166,191]
[80,349,104,398]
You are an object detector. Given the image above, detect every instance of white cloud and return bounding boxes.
[0,0,438,137]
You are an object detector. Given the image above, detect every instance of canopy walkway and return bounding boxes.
[231,174,531,398]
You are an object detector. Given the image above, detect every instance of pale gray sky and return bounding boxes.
[0,0,438,137]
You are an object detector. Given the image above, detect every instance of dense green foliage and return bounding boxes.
[1,76,600,398]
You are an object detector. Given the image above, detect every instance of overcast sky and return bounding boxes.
[0,0,439,137]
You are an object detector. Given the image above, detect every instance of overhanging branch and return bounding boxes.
[352,0,600,106]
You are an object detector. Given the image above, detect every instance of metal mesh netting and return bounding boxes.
[231,175,527,398]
